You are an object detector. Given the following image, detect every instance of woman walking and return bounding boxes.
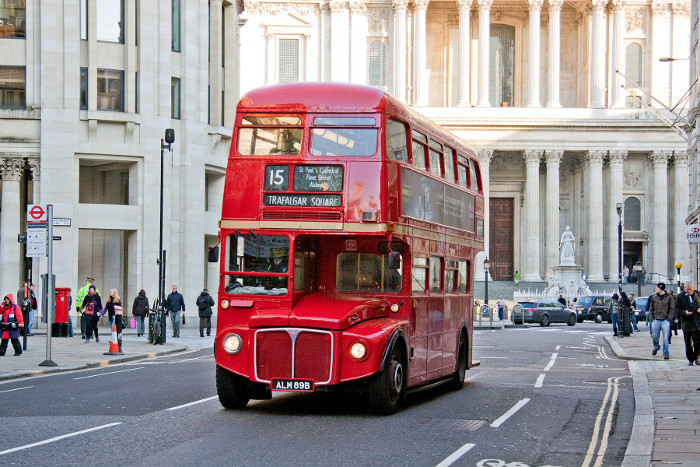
[81,285,103,343]
[105,289,123,351]
[132,289,149,337]
[609,293,620,337]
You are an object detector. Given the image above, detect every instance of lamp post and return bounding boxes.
[616,203,623,295]
[633,260,643,299]
[483,258,491,323]
[675,261,682,294]
[159,129,175,345]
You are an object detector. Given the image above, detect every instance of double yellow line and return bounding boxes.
[582,376,627,467]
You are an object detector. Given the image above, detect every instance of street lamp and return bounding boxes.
[483,258,491,322]
[675,261,683,294]
[158,129,175,345]
[616,203,623,295]
[633,260,644,299]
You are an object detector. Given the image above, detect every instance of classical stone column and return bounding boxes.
[607,151,627,281]
[587,151,606,281]
[475,150,493,281]
[609,0,626,108]
[476,0,493,107]
[651,151,671,277]
[589,0,606,108]
[413,0,429,106]
[330,0,349,82]
[457,0,472,107]
[350,0,368,85]
[545,151,563,274]
[673,151,690,277]
[546,0,563,107]
[526,0,543,107]
[392,0,408,101]
[523,150,542,281]
[0,158,24,295]
[209,0,223,124]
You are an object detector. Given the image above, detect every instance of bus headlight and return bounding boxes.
[220,300,230,310]
[223,334,242,354]
[390,303,400,313]
[350,342,366,360]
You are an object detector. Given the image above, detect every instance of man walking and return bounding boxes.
[16,282,37,335]
[496,295,506,321]
[648,282,674,360]
[674,283,700,366]
[166,285,185,338]
[196,288,214,337]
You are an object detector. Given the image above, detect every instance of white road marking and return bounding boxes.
[555,345,561,350]
[582,377,624,467]
[490,398,530,428]
[0,422,121,456]
[72,367,143,380]
[166,395,218,411]
[0,386,33,393]
[534,373,546,388]
[544,353,558,371]
[434,443,476,467]
[170,355,213,363]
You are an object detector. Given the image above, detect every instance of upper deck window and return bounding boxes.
[428,140,443,177]
[310,128,377,156]
[314,116,375,126]
[238,115,303,156]
[386,119,408,162]
[411,130,427,170]
[444,148,455,183]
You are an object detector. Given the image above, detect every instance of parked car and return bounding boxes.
[511,300,577,327]
[632,297,649,323]
[574,295,612,323]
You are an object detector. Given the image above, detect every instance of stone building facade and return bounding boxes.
[687,0,699,283]
[0,0,241,310]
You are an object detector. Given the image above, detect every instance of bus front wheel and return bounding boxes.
[368,346,405,415]
[449,333,467,391]
[216,365,251,409]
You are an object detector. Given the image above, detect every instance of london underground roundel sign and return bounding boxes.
[686,224,700,244]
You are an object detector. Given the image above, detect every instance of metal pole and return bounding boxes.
[158,139,166,345]
[39,204,56,367]
[618,213,622,295]
[485,269,490,325]
[160,250,167,344]
[677,266,682,294]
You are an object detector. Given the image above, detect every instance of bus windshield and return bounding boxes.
[224,233,289,295]
[336,253,402,293]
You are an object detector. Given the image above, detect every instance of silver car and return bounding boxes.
[512,300,577,327]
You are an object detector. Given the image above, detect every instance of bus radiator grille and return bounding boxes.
[255,329,333,384]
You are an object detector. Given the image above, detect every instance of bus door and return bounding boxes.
[409,256,430,386]
[426,257,444,381]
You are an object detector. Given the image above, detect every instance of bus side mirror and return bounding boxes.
[388,252,401,270]
[208,246,219,263]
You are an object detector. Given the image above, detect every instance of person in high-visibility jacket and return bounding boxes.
[76,277,99,340]
[0,294,25,356]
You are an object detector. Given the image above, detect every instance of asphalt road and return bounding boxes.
[0,322,633,467]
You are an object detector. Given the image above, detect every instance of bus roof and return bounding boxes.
[237,82,477,158]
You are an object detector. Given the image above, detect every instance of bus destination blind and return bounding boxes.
[264,164,343,207]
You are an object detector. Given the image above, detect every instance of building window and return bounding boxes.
[97,0,124,43]
[278,38,299,83]
[171,77,180,119]
[172,0,180,52]
[97,69,123,111]
[80,0,87,40]
[624,197,641,231]
[368,40,387,89]
[489,24,515,107]
[80,67,88,110]
[625,43,643,86]
[0,66,25,108]
[0,0,26,38]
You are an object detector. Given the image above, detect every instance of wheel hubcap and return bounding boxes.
[393,361,403,393]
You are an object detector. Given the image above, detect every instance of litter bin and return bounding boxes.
[52,287,71,337]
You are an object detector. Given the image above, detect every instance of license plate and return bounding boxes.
[271,379,314,392]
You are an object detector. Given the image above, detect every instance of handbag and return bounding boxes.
[121,316,128,329]
[182,314,186,325]
[130,317,137,329]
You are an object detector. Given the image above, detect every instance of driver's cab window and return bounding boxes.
[294,237,318,292]
[224,233,289,296]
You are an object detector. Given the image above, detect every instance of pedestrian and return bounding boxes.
[496,295,506,321]
[166,285,186,338]
[514,271,520,286]
[196,288,214,337]
[76,276,99,339]
[557,295,566,306]
[132,289,149,337]
[668,289,678,344]
[81,285,103,343]
[648,282,674,359]
[620,291,638,332]
[16,282,37,335]
[674,283,700,366]
[104,289,123,352]
[608,293,620,337]
[67,293,75,338]
[0,294,24,356]
[623,265,629,284]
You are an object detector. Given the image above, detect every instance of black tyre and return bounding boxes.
[567,314,576,326]
[216,365,251,409]
[577,317,584,323]
[595,313,603,323]
[450,333,467,391]
[540,314,550,327]
[368,346,406,415]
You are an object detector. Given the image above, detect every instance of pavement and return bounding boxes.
[0,322,214,381]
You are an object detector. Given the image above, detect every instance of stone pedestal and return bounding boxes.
[553,264,585,303]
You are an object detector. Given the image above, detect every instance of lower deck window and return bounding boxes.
[336,253,402,292]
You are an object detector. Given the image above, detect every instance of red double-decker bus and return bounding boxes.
[212,82,484,414]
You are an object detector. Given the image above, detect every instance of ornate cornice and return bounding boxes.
[524,150,542,164]
[329,0,346,13]
[609,150,628,163]
[672,2,690,16]
[586,150,607,164]
[545,150,563,165]
[414,0,429,10]
[456,0,472,10]
[349,0,365,14]
[476,0,493,10]
[392,0,408,12]
[28,158,40,181]
[611,0,625,11]
[0,158,25,181]
[650,150,672,165]
[590,0,607,11]
[548,0,564,10]
[651,2,668,16]
[674,150,689,167]
[245,1,320,16]
[527,0,543,11]
[477,149,494,165]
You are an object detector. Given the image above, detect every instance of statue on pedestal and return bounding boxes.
[559,226,576,265]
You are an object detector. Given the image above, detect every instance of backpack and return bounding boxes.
[197,295,208,310]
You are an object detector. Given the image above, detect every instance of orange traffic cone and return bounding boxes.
[103,321,122,355]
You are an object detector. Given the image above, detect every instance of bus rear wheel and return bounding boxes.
[368,346,405,415]
[216,365,251,409]
[449,333,467,391]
